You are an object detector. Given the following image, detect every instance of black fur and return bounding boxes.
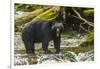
[22,20,64,54]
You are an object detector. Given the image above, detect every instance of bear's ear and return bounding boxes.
[50,21,55,30]
[60,23,64,30]
[51,24,55,30]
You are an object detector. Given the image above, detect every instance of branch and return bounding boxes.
[72,7,94,27]
[15,6,52,26]
[70,15,90,32]
[80,23,88,32]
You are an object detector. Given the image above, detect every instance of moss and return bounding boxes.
[15,7,60,32]
[15,4,42,12]
[31,8,43,14]
[35,44,93,55]
[61,45,94,55]
[87,31,94,42]
[15,8,43,26]
[83,9,94,22]
[83,9,94,17]
[79,30,94,47]
[33,7,60,21]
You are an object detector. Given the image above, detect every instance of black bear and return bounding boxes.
[22,20,64,54]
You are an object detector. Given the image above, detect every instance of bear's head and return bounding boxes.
[51,22,64,37]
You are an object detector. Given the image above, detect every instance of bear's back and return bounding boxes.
[22,20,52,42]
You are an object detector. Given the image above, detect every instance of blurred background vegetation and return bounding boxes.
[14,3,94,55]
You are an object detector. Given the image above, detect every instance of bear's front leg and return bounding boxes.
[54,37,61,54]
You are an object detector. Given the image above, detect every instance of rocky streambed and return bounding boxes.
[14,34,94,65]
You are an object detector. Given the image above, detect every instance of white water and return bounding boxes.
[14,50,94,65]
[14,34,94,65]
[14,11,94,65]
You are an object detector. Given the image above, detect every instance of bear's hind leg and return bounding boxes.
[42,40,49,54]
[24,41,35,54]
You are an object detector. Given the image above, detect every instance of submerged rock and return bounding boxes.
[76,50,94,61]
[14,54,38,65]
[37,54,67,64]
[14,50,94,65]
[14,34,94,65]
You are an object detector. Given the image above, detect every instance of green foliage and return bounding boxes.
[15,4,94,54]
[15,8,43,26]
[79,30,94,47]
[61,45,93,55]
[61,30,94,54]
[33,7,60,21]
[14,4,94,64]
[83,9,94,16]
[15,3,43,12]
[83,9,94,22]
[15,4,60,32]
[87,30,94,43]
